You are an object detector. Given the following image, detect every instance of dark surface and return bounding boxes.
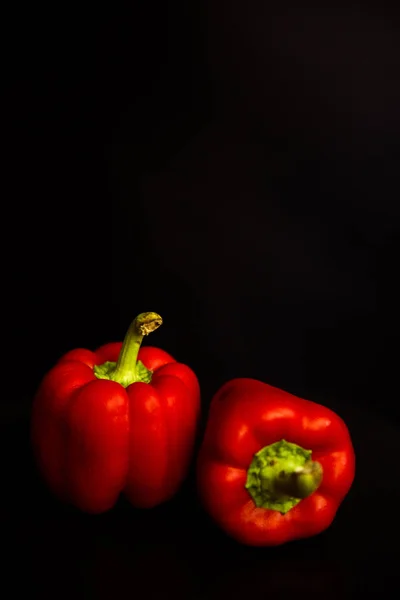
[4,2,400,597]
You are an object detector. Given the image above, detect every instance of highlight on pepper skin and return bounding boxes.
[196,377,355,546]
[30,312,201,513]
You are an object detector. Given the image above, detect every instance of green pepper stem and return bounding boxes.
[108,312,162,387]
[273,460,323,499]
[245,440,324,514]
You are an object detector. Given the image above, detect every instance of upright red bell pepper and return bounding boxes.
[197,378,355,546]
[31,312,200,513]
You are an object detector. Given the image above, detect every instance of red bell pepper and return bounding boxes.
[197,378,355,546]
[31,312,200,513]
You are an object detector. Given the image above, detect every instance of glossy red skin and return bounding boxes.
[31,343,200,513]
[197,378,355,546]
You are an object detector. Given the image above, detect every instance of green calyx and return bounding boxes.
[94,312,162,388]
[94,359,153,385]
[245,439,323,515]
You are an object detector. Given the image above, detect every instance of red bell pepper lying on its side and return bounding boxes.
[31,312,200,513]
[197,378,355,546]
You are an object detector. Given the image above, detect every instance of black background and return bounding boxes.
[4,1,400,597]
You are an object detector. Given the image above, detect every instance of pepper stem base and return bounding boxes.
[245,439,323,515]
